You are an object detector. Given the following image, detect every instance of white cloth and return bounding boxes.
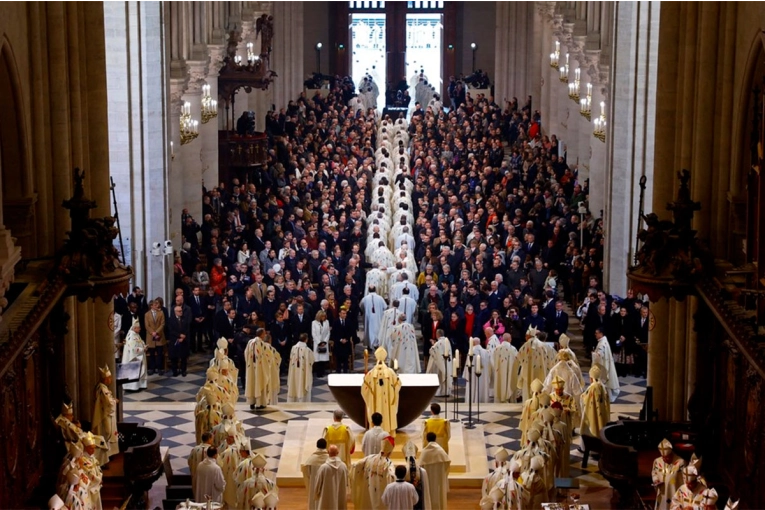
[312,320,331,362]
[314,456,349,510]
[287,341,315,402]
[362,426,391,457]
[377,307,400,353]
[194,458,225,504]
[516,338,552,402]
[301,449,329,510]
[351,454,394,510]
[122,329,147,390]
[593,336,621,402]
[464,346,492,403]
[389,322,421,374]
[360,293,388,348]
[419,442,451,510]
[426,337,453,396]
[397,296,418,324]
[381,480,419,509]
[492,342,519,403]
[187,443,210,494]
[92,382,119,458]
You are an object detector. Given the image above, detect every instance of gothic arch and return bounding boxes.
[0,35,30,203]
[732,30,765,188]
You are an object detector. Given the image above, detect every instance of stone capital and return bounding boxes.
[186,60,210,95]
[208,44,227,74]
[535,1,556,22]
[583,49,601,83]
[169,77,189,116]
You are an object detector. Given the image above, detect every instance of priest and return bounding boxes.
[188,432,214,495]
[236,453,274,509]
[519,379,544,445]
[670,465,705,510]
[218,436,247,508]
[464,338,491,404]
[92,365,119,460]
[245,329,278,410]
[579,365,611,438]
[389,314,420,373]
[301,439,329,510]
[377,304,400,354]
[195,447,225,504]
[592,327,621,402]
[80,432,104,510]
[419,432,451,510]
[314,445,348,510]
[422,404,450,453]
[516,326,552,402]
[122,317,147,391]
[351,437,395,510]
[360,285,388,349]
[652,439,686,510]
[426,333,453,397]
[492,338,518,403]
[55,402,109,466]
[402,442,431,509]
[322,409,356,468]
[362,412,391,457]
[287,333,315,402]
[361,347,402,435]
[547,374,580,435]
[194,390,222,445]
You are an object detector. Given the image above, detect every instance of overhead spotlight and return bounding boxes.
[316,42,323,50]
[338,43,345,50]
[447,44,454,50]
[470,42,477,50]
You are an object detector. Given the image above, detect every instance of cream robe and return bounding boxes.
[54,415,109,466]
[323,422,356,468]
[122,329,147,391]
[669,483,705,510]
[217,447,242,507]
[195,458,225,504]
[301,449,329,510]
[194,396,222,445]
[521,467,548,509]
[381,480,419,509]
[360,292,388,348]
[652,454,686,510]
[362,361,402,435]
[390,322,420,374]
[245,338,280,407]
[362,426,391,457]
[543,361,584,406]
[377,308,399,353]
[492,342,518,403]
[549,390,580,440]
[187,444,210,494]
[579,379,611,437]
[426,337,452,397]
[552,418,571,477]
[287,342,315,402]
[463,346,491,404]
[265,342,282,404]
[419,442,450,510]
[81,453,103,510]
[516,338,551,402]
[92,383,119,458]
[64,484,89,510]
[593,336,621,402]
[351,454,395,510]
[314,456,349,510]
[237,473,276,510]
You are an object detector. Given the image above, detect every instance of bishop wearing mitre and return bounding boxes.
[579,365,611,438]
[652,439,686,510]
[361,347,402,435]
[516,326,551,402]
[245,330,281,410]
[287,333,315,402]
[426,333,453,397]
[92,365,119,459]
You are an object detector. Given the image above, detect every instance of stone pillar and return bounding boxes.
[272,1,304,108]
[168,78,188,249]
[202,45,226,187]
[180,60,208,229]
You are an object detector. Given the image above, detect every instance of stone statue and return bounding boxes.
[361,347,402,435]
[255,14,274,56]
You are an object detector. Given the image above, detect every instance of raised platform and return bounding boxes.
[276,418,487,488]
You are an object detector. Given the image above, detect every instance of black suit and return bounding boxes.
[215,313,239,340]
[547,310,569,343]
[167,312,192,375]
[332,318,355,372]
[187,294,208,351]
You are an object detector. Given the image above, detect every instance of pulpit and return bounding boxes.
[327,373,439,429]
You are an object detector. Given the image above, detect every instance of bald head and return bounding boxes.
[328,445,339,457]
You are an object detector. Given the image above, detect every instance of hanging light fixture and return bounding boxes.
[201,84,218,124]
[549,41,560,69]
[593,100,607,142]
[180,101,199,145]
[580,83,592,120]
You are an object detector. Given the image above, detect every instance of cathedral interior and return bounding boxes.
[1,1,765,509]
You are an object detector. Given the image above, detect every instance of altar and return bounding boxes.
[327,373,439,429]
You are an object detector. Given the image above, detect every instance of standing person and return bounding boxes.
[322,409,355,468]
[592,327,620,402]
[187,286,208,353]
[122,318,147,390]
[425,333,453,397]
[652,439,686,510]
[144,298,166,375]
[301,439,329,510]
[167,304,192,377]
[287,333,315,402]
[314,445,349,510]
[360,285,387,349]
[188,432,214,495]
[362,412,391,457]
[312,310,331,378]
[381,465,419,509]
[195,447,225,504]
[419,432,451,510]
[422,403,450,454]
[351,438,396,510]
[92,366,119,460]
[331,306,355,373]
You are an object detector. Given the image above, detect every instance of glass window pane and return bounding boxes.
[406,12,443,105]
[350,13,386,111]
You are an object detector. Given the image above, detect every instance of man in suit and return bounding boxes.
[187,286,208,352]
[215,308,240,341]
[167,304,192,376]
[237,287,259,322]
[547,300,569,344]
[144,299,166,375]
[332,306,355,373]
[634,305,650,377]
[523,303,546,332]
[290,302,313,346]
[249,272,267,305]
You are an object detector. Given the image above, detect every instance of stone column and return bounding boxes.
[202,45,226,188]
[180,62,207,228]
[168,78,188,249]
[272,1,304,108]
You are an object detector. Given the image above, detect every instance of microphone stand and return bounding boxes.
[465,352,475,429]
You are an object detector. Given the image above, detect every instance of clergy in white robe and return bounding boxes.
[195,449,225,504]
[547,373,581,435]
[397,293,418,325]
[362,413,391,457]
[188,432,214,495]
[362,347,402,434]
[419,437,450,510]
[360,287,388,349]
[195,390,222,444]
[80,433,103,510]
[580,366,611,438]
[377,306,400,353]
[61,465,89,510]
[244,334,279,408]
[301,439,329,510]
[381,466,419,510]
[558,334,585,387]
[652,439,686,510]
[402,441,431,510]
[464,338,491,403]
[543,350,584,404]
[287,334,315,402]
[323,410,356,468]
[238,469,276,510]
[669,465,705,510]
[351,438,395,510]
[516,326,551,402]
[218,437,248,508]
[389,317,420,374]
[492,340,518,403]
[55,403,109,466]
[314,445,348,510]
[426,336,452,397]
[92,365,119,459]
[121,319,147,391]
[521,455,549,509]
[550,406,572,477]
[235,452,274,509]
[592,328,621,402]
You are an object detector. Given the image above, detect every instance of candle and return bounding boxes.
[393,359,398,370]
[170,141,174,157]
[475,355,482,375]
[600,101,605,116]
[452,360,458,378]
[454,350,460,370]
[469,343,474,356]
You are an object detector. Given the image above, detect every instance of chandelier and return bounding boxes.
[201,84,218,124]
[549,41,560,69]
[593,101,606,142]
[580,83,592,120]
[559,53,569,83]
[180,101,199,145]
[568,68,580,103]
